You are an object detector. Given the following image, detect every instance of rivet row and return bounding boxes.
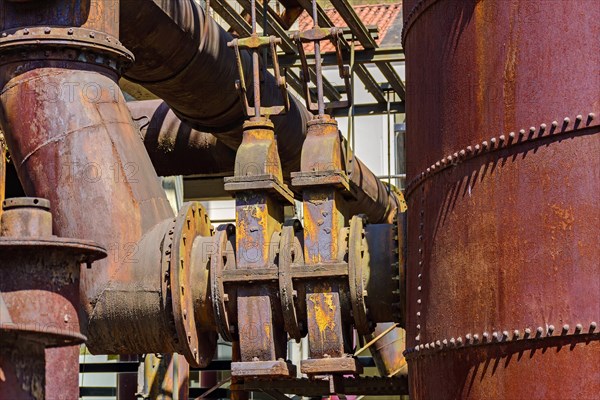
[405,321,599,359]
[405,113,599,196]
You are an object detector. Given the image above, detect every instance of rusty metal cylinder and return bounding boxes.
[0,198,106,399]
[0,197,52,238]
[403,0,600,398]
[368,323,406,378]
[0,19,175,363]
[127,99,237,177]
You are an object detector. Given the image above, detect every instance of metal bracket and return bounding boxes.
[292,27,353,113]
[228,34,290,118]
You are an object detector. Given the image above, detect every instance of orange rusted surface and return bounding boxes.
[0,198,105,399]
[228,120,291,377]
[404,0,600,398]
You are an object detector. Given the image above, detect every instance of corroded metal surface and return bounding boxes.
[403,0,600,398]
[0,4,176,396]
[120,0,400,224]
[0,198,106,399]
[368,323,406,378]
[225,119,293,378]
[126,100,237,177]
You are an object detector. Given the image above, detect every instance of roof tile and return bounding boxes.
[297,2,402,52]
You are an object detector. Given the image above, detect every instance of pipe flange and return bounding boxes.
[0,26,134,72]
[210,224,236,342]
[348,215,373,335]
[0,237,106,347]
[167,202,213,367]
[278,220,305,342]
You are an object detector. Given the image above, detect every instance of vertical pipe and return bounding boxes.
[311,0,324,117]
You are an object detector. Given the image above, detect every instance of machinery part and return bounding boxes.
[119,0,307,151]
[348,214,370,335]
[195,216,403,376]
[127,100,237,177]
[365,323,406,378]
[0,1,157,398]
[224,112,295,377]
[228,34,289,118]
[292,11,351,113]
[210,224,237,342]
[0,198,106,399]
[403,0,600,398]
[242,376,409,397]
[0,4,174,397]
[291,115,363,375]
[167,202,215,367]
[278,220,305,342]
[119,0,401,224]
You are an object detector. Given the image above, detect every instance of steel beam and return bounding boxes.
[329,0,405,99]
[294,0,387,103]
[331,101,404,116]
[212,0,340,101]
[276,46,404,68]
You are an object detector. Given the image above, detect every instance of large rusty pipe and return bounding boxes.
[119,0,399,223]
[0,2,180,391]
[127,99,237,177]
[0,65,175,345]
[403,0,600,398]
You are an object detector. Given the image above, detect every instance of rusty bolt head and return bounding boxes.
[535,327,543,337]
